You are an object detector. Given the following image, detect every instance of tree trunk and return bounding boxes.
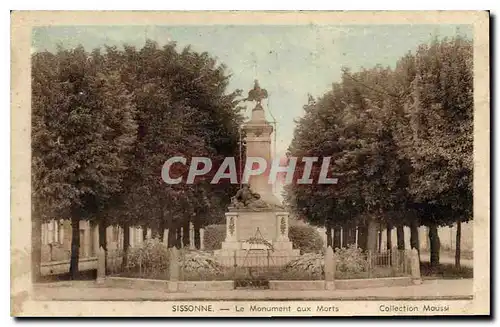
[325,223,333,248]
[342,228,348,248]
[121,222,130,269]
[357,225,368,251]
[151,212,162,239]
[31,215,42,283]
[176,226,182,248]
[386,224,393,265]
[151,224,160,239]
[69,215,80,280]
[386,224,392,251]
[396,225,405,250]
[167,225,177,248]
[182,219,190,248]
[410,220,420,253]
[142,224,148,241]
[159,219,166,243]
[367,218,378,253]
[333,228,341,249]
[455,220,461,268]
[99,220,107,250]
[348,227,357,246]
[428,222,440,266]
[377,228,382,253]
[98,217,108,273]
[341,227,355,247]
[193,219,201,249]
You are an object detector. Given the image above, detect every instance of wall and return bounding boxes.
[41,220,207,263]
[41,219,100,261]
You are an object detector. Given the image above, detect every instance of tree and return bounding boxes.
[397,37,473,266]
[32,50,60,281]
[98,41,244,251]
[286,67,408,253]
[31,46,137,279]
[287,36,472,265]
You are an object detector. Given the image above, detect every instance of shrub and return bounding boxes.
[203,224,226,250]
[127,238,170,272]
[203,222,324,253]
[283,253,324,279]
[180,250,225,280]
[181,250,223,273]
[335,244,368,273]
[288,224,324,254]
[283,248,392,280]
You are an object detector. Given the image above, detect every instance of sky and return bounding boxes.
[32,24,472,199]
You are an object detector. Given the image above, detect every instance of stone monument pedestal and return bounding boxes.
[214,209,300,267]
[214,80,300,267]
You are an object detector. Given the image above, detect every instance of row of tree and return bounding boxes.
[32,41,245,279]
[286,36,473,267]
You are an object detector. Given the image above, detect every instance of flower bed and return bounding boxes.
[109,241,412,283]
[283,245,411,279]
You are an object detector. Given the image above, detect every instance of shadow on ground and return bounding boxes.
[420,262,473,280]
[37,269,97,283]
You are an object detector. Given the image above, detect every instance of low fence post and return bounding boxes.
[96,246,106,284]
[324,246,336,290]
[410,248,422,285]
[168,247,180,292]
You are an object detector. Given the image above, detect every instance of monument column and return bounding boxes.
[215,80,300,264]
[242,80,280,206]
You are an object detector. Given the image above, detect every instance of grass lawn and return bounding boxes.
[420,262,473,279]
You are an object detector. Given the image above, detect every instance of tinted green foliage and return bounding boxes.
[286,36,473,258]
[402,37,473,225]
[32,46,138,277]
[286,66,406,231]
[32,46,137,220]
[31,40,244,276]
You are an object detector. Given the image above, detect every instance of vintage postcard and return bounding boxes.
[11,11,490,316]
